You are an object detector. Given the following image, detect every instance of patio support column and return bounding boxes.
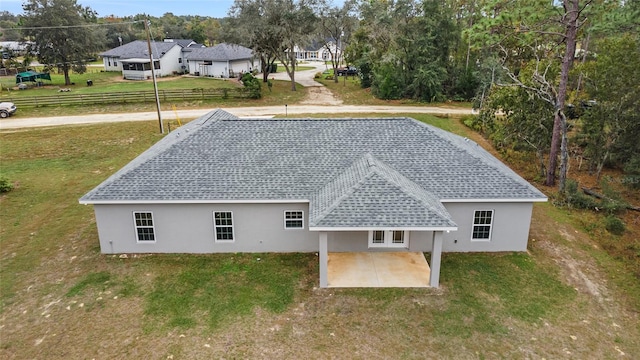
[429,231,443,287]
[319,232,328,288]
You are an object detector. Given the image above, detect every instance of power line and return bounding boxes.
[0,20,142,31]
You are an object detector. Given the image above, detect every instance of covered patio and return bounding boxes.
[327,252,431,287]
[318,231,445,288]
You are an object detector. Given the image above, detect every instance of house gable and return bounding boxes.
[309,154,456,230]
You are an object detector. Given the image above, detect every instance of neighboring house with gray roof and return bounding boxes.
[79,110,546,287]
[289,40,339,61]
[185,43,259,78]
[99,40,189,79]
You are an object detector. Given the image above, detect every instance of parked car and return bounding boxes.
[0,102,17,118]
[336,66,358,76]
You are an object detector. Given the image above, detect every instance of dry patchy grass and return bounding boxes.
[1,117,639,359]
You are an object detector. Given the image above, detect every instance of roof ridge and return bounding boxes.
[308,155,372,226]
[79,109,236,202]
[309,153,455,228]
[365,155,455,225]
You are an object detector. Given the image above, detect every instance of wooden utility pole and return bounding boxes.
[145,18,164,134]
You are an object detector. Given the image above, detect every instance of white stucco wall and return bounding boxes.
[91,202,535,254]
[102,56,121,72]
[441,202,534,252]
[157,45,183,75]
[187,58,260,78]
[187,60,227,77]
[94,203,318,253]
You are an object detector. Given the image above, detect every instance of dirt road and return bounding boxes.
[0,61,472,130]
[0,105,473,130]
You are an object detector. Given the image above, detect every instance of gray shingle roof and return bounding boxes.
[165,39,195,48]
[80,110,547,229]
[185,43,254,61]
[309,154,456,228]
[99,40,179,60]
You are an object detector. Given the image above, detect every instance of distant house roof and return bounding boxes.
[0,41,31,52]
[163,39,197,48]
[99,40,180,60]
[185,43,254,62]
[80,110,546,229]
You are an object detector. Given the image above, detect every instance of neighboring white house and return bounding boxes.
[185,43,259,78]
[99,40,188,80]
[79,110,547,288]
[1,41,31,57]
[288,40,341,61]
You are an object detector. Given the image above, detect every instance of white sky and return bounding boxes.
[1,0,234,18]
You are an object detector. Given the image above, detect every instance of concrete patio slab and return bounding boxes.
[327,252,431,288]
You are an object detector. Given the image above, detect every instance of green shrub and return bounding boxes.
[623,156,640,189]
[562,179,597,210]
[599,177,630,214]
[604,215,625,235]
[240,73,262,99]
[461,115,477,129]
[0,177,13,193]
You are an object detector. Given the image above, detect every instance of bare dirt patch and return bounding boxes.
[300,86,343,106]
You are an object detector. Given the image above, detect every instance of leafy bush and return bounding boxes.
[372,63,403,100]
[461,115,477,129]
[623,156,640,189]
[240,73,262,99]
[356,61,372,88]
[561,179,597,210]
[0,177,13,193]
[314,72,323,79]
[599,177,630,214]
[604,215,625,235]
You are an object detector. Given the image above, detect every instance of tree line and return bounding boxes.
[1,0,639,192]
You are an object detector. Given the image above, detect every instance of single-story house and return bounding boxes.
[1,41,31,57]
[185,43,259,78]
[288,40,340,61]
[99,40,188,80]
[79,110,547,288]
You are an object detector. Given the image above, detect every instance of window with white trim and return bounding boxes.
[284,210,304,229]
[214,211,234,242]
[371,230,385,245]
[133,212,155,242]
[471,210,494,240]
[391,230,405,244]
[368,230,409,248]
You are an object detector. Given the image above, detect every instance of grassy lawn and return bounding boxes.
[0,71,307,117]
[316,75,472,109]
[1,115,639,358]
